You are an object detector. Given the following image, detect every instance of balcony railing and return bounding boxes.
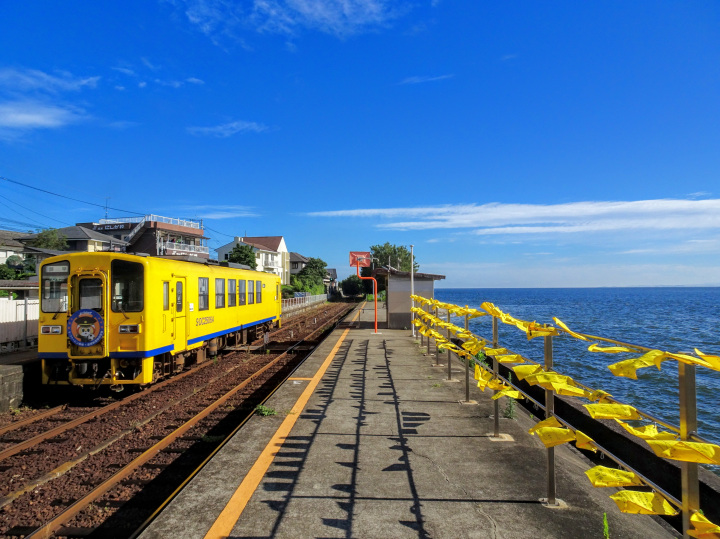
[100,214,202,229]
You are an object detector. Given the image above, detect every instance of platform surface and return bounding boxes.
[142,303,675,539]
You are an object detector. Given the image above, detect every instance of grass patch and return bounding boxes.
[255,404,277,416]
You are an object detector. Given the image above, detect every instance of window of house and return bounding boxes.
[228,279,236,307]
[256,280,262,303]
[199,277,209,311]
[216,278,225,308]
[239,280,246,305]
[248,280,255,304]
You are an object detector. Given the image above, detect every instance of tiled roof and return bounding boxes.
[21,226,126,245]
[0,230,31,248]
[241,236,283,252]
[290,252,309,263]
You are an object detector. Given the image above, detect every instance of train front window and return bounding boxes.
[41,261,69,313]
[111,260,144,313]
[80,279,103,311]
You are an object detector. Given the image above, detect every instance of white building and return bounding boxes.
[215,236,290,285]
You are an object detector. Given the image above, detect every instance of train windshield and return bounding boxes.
[41,261,69,313]
[79,278,103,311]
[111,260,144,313]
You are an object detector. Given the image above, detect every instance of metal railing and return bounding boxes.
[100,214,201,229]
[412,296,719,539]
[282,294,327,316]
[158,240,210,255]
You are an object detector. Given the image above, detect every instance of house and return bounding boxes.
[289,252,309,275]
[76,214,209,259]
[216,236,290,285]
[324,268,338,294]
[0,230,31,265]
[18,226,128,272]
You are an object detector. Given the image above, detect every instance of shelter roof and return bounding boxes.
[0,279,39,291]
[372,267,445,281]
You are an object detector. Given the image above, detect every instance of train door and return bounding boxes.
[172,277,187,353]
[68,274,108,359]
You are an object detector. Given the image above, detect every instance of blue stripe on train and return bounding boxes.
[187,316,276,345]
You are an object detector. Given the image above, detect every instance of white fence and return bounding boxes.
[282,294,327,317]
[0,299,39,351]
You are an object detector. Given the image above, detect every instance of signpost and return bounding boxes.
[349,251,378,334]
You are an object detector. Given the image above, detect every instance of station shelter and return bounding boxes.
[372,267,445,330]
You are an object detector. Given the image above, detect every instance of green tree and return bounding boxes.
[0,264,16,280]
[29,229,68,250]
[359,243,419,293]
[291,257,328,294]
[227,244,257,270]
[340,275,363,296]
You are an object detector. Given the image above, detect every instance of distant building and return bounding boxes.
[216,236,290,285]
[373,267,446,330]
[0,230,30,265]
[289,252,309,275]
[325,268,338,293]
[76,214,209,259]
[19,226,128,271]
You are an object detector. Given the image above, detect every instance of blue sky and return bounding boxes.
[1,1,719,287]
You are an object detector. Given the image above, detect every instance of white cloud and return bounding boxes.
[186,77,205,84]
[399,74,454,85]
[112,67,137,76]
[175,204,259,219]
[155,78,184,88]
[187,120,268,137]
[175,0,403,40]
[308,199,720,235]
[0,100,85,129]
[138,81,147,88]
[0,68,100,93]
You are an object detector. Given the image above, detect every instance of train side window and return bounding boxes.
[248,280,255,304]
[239,280,246,305]
[163,282,170,311]
[111,260,144,312]
[176,281,183,311]
[198,277,209,311]
[216,278,225,308]
[256,280,262,304]
[228,279,236,307]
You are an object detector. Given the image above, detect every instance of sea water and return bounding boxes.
[434,287,720,449]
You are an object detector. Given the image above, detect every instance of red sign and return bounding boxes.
[349,251,372,267]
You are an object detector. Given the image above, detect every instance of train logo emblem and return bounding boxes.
[68,309,104,347]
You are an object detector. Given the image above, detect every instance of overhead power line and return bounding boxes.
[0,176,145,216]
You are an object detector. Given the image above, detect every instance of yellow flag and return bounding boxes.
[484,347,509,356]
[588,343,639,354]
[525,372,573,387]
[608,350,669,379]
[609,491,678,516]
[688,512,720,538]
[486,379,506,391]
[587,389,613,402]
[575,431,598,452]
[583,403,641,420]
[474,364,481,380]
[480,301,502,317]
[495,354,525,364]
[533,427,576,448]
[467,309,487,319]
[550,383,589,398]
[528,416,563,434]
[512,364,543,381]
[492,389,523,400]
[694,349,720,372]
[614,420,676,441]
[526,321,559,340]
[585,465,643,487]
[552,317,588,341]
[646,440,720,465]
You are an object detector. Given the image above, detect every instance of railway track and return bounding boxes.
[0,302,354,538]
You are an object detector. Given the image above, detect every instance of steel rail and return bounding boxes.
[0,358,217,463]
[0,405,66,437]
[25,349,291,539]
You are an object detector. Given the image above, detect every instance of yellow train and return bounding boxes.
[38,252,281,388]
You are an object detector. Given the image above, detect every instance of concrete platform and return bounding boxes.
[142,303,676,539]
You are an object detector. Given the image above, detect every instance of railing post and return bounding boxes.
[544,334,557,506]
[434,305,440,366]
[464,309,471,402]
[679,362,699,538]
[446,308,452,380]
[492,316,500,437]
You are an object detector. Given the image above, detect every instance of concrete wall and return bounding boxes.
[387,277,435,330]
[0,365,23,412]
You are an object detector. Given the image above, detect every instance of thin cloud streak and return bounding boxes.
[308,199,720,235]
[0,100,86,129]
[0,68,100,93]
[399,74,454,85]
[187,120,268,137]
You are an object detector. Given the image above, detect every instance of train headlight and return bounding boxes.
[41,326,62,334]
[119,325,140,334]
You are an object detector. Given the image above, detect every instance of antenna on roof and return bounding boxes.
[104,197,110,219]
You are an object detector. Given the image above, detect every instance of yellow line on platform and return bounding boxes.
[287,377,313,381]
[203,305,363,539]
